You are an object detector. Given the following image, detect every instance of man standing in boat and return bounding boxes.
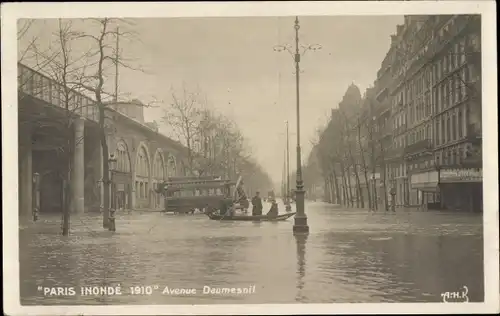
[251,191,263,216]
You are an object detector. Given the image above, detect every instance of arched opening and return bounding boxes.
[152,150,166,209]
[39,171,63,214]
[113,141,132,210]
[167,155,177,178]
[135,144,150,208]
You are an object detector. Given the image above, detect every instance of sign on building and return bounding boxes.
[410,170,439,190]
[439,168,482,183]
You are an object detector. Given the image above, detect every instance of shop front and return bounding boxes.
[410,170,440,210]
[439,168,483,212]
[112,172,132,210]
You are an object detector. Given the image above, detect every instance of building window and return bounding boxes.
[450,50,455,70]
[439,83,446,110]
[441,117,446,144]
[451,113,456,141]
[446,115,452,142]
[460,38,466,64]
[435,120,440,145]
[458,109,463,138]
[450,78,456,106]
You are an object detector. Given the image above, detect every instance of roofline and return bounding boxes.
[109,107,186,153]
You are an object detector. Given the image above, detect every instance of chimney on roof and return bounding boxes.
[145,121,159,132]
[397,25,404,35]
[391,34,398,46]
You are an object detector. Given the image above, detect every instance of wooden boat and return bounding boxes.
[206,212,296,222]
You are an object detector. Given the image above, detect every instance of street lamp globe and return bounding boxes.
[33,172,40,184]
[309,44,322,51]
[109,154,118,171]
[294,17,300,30]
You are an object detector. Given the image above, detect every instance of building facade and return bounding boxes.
[372,15,482,212]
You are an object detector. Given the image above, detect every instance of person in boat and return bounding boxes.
[219,198,228,216]
[251,192,263,216]
[266,199,279,217]
[218,198,235,216]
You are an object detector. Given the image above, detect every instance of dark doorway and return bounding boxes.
[40,171,63,214]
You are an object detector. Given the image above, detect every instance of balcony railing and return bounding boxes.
[18,63,99,122]
[404,139,432,156]
[428,16,471,58]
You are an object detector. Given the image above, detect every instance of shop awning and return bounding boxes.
[411,182,440,192]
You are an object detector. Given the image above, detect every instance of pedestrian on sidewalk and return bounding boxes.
[108,209,116,232]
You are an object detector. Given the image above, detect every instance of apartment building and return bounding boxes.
[373,15,482,211]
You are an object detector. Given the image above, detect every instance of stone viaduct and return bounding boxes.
[18,63,189,220]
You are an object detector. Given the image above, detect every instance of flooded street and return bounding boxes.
[19,201,484,305]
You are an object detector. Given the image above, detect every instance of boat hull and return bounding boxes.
[207,212,296,222]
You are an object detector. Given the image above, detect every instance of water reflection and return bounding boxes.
[294,234,307,302]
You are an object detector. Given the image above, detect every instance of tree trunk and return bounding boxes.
[360,149,371,209]
[61,133,73,236]
[331,166,340,205]
[363,167,372,210]
[357,123,371,209]
[346,140,363,208]
[341,162,352,207]
[352,164,363,208]
[327,174,334,203]
[323,175,330,203]
[343,174,350,207]
[61,178,70,236]
[347,166,361,208]
[381,156,389,212]
[61,158,71,236]
[100,107,110,228]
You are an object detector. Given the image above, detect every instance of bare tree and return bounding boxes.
[19,19,97,235]
[355,113,373,210]
[162,84,206,176]
[66,18,148,228]
[339,110,364,208]
[165,100,250,179]
[17,19,61,97]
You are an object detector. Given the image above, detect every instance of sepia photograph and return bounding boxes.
[2,1,498,315]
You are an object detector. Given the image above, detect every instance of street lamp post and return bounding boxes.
[274,16,321,234]
[108,154,118,231]
[285,120,292,212]
[32,172,40,222]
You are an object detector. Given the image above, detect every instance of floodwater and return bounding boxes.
[19,201,484,305]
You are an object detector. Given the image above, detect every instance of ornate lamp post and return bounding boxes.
[108,154,118,231]
[285,120,292,212]
[274,16,321,234]
[32,172,40,221]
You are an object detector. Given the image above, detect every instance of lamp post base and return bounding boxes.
[293,215,309,234]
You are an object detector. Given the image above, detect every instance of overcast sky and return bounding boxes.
[19,15,404,185]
